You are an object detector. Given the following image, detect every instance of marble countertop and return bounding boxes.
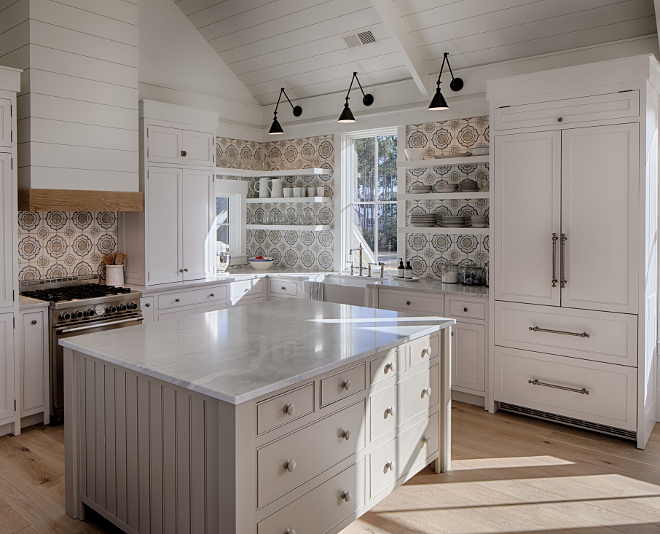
[19,295,50,309]
[369,279,489,298]
[60,300,454,405]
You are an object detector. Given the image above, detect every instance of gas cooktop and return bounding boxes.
[22,283,133,303]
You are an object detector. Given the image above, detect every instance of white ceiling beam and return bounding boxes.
[370,0,429,97]
[654,0,660,49]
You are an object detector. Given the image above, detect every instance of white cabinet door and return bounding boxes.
[147,167,182,285]
[147,126,182,165]
[0,312,14,423]
[494,131,561,306]
[452,321,485,393]
[0,98,11,149]
[182,131,215,167]
[182,170,212,281]
[140,296,155,323]
[0,154,14,309]
[21,310,46,415]
[561,124,639,313]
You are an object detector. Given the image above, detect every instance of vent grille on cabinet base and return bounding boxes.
[499,403,637,441]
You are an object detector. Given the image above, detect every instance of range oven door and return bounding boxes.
[51,315,143,422]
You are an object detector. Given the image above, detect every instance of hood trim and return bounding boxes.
[18,189,143,212]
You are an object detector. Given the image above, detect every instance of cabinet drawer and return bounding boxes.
[156,302,227,321]
[369,384,397,442]
[269,279,299,297]
[494,347,636,431]
[379,289,444,315]
[409,335,437,368]
[257,400,365,507]
[448,299,485,321]
[257,383,315,436]
[157,285,228,310]
[257,459,365,534]
[369,349,404,385]
[494,91,639,131]
[321,363,366,407]
[495,301,637,367]
[399,365,438,424]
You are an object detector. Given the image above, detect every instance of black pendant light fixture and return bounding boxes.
[428,52,463,111]
[338,72,374,123]
[269,88,302,135]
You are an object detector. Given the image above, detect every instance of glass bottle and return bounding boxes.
[398,259,405,278]
[405,261,413,279]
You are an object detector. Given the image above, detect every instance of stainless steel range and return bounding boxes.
[20,276,143,422]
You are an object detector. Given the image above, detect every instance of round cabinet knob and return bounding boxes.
[184,268,189,272]
[210,293,215,297]
[341,379,352,391]
[145,303,151,308]
[175,299,180,303]
[284,530,296,534]
[385,362,395,373]
[181,150,187,157]
[281,286,286,291]
[385,406,395,417]
[341,490,351,502]
[463,307,468,312]
[406,301,411,305]
[244,288,249,293]
[284,459,296,472]
[31,320,37,325]
[422,435,432,446]
[421,348,427,358]
[421,387,432,398]
[385,461,395,472]
[283,403,295,416]
[427,347,432,357]
[341,429,351,441]
[179,269,184,273]
[557,117,564,122]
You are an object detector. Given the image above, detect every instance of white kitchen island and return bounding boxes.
[62,299,454,534]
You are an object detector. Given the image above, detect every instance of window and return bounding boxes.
[214,179,248,266]
[345,131,398,270]
[216,196,230,247]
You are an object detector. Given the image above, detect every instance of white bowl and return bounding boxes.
[404,148,427,161]
[470,147,489,156]
[248,258,275,271]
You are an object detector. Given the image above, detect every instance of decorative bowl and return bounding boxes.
[404,148,427,161]
[469,147,489,156]
[248,257,275,271]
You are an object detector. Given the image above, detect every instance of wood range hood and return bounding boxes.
[18,189,144,212]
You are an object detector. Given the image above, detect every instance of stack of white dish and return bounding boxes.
[434,182,458,193]
[458,179,479,192]
[470,216,489,228]
[410,184,432,194]
[408,213,437,227]
[439,214,466,228]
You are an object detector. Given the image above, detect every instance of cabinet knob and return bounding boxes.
[283,403,295,416]
[181,150,187,157]
[341,379,352,391]
[31,320,37,325]
[463,307,468,312]
[421,348,427,358]
[284,530,295,534]
[422,435,431,446]
[422,387,432,398]
[341,490,351,502]
[385,406,395,417]
[281,286,286,291]
[175,298,180,303]
[385,461,395,472]
[210,293,215,297]
[284,459,296,472]
[184,268,188,272]
[244,288,249,293]
[341,429,351,441]
[385,362,395,373]
[557,117,563,123]
[406,301,411,305]
[145,303,151,307]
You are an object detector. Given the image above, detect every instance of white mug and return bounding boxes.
[269,178,284,198]
[293,187,303,197]
[283,187,293,198]
[254,177,270,198]
[307,186,316,197]
[316,186,325,197]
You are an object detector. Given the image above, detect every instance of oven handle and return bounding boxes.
[57,317,143,334]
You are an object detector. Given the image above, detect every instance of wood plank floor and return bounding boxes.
[3,402,660,534]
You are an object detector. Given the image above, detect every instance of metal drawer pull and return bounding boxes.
[31,320,37,325]
[341,429,352,441]
[281,286,286,291]
[385,362,395,373]
[283,403,295,416]
[552,233,558,288]
[422,435,431,445]
[284,459,296,472]
[463,307,468,312]
[406,301,411,305]
[385,406,395,417]
[529,379,589,395]
[560,233,567,288]
[175,298,180,303]
[341,379,352,391]
[58,317,142,334]
[421,387,432,398]
[284,530,295,534]
[341,490,351,502]
[384,461,395,472]
[529,326,589,338]
[144,303,151,307]
[210,293,214,297]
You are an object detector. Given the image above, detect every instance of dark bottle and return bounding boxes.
[398,258,405,278]
[405,261,413,279]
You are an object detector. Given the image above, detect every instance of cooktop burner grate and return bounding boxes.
[22,284,133,302]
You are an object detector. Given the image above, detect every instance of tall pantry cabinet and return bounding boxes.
[488,55,660,448]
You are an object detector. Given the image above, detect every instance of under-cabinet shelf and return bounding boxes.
[216,167,331,177]
[399,192,490,200]
[398,226,490,235]
[247,224,332,231]
[397,155,489,169]
[246,197,331,204]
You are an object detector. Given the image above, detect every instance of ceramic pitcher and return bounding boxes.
[269,178,284,198]
[254,177,270,198]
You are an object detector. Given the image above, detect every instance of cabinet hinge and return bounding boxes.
[147,128,149,137]
[11,158,13,170]
[148,272,150,281]
[10,104,12,117]
[14,400,16,411]
[147,148,149,158]
[12,290,14,302]
[12,317,15,329]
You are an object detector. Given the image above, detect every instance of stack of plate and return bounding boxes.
[410,184,432,194]
[408,213,437,227]
[439,215,466,228]
[470,216,489,228]
[433,182,458,193]
[458,179,479,192]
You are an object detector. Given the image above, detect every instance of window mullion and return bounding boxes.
[374,136,379,264]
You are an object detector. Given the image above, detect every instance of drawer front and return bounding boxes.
[448,299,486,321]
[369,384,397,442]
[156,302,227,321]
[370,435,397,498]
[495,301,637,367]
[230,279,263,300]
[409,335,438,368]
[232,295,265,307]
[258,459,365,534]
[494,91,639,131]
[321,363,366,407]
[257,400,365,507]
[257,383,315,436]
[269,279,299,297]
[494,347,636,431]
[369,349,404,385]
[158,285,228,310]
[399,365,439,424]
[378,289,444,315]
[140,296,155,323]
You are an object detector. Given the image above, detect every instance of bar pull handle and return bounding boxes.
[529,379,589,395]
[560,233,567,288]
[529,326,589,338]
[552,233,558,288]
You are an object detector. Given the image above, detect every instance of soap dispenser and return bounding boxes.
[397,258,405,278]
[405,261,413,279]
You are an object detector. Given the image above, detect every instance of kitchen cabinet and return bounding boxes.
[452,322,485,393]
[147,126,215,167]
[19,308,48,420]
[0,312,14,425]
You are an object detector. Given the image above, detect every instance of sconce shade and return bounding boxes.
[428,88,449,111]
[268,116,284,135]
[338,104,356,123]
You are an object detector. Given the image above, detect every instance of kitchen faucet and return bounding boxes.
[348,245,364,276]
[367,262,385,278]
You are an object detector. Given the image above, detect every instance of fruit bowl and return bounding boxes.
[248,257,275,271]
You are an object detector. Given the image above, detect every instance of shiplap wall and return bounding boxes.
[0,0,139,192]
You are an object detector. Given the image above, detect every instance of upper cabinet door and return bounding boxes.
[494,131,561,306]
[147,167,183,285]
[561,124,639,313]
[0,154,14,309]
[182,131,215,167]
[0,312,14,424]
[147,126,183,165]
[182,170,211,281]
[0,98,11,149]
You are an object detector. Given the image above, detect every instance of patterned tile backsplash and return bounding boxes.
[217,135,335,270]
[17,211,118,281]
[405,116,489,279]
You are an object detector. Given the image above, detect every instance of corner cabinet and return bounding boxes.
[120,101,218,286]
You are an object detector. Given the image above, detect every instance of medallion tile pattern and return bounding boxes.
[17,211,118,281]
[217,135,335,270]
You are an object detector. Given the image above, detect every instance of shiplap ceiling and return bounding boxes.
[175,0,657,106]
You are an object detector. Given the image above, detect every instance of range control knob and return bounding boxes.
[59,312,71,321]
[128,302,138,310]
[108,306,117,313]
[72,311,83,319]
[118,304,127,312]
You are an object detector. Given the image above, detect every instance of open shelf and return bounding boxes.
[399,226,490,235]
[246,197,331,204]
[399,192,489,200]
[216,167,331,177]
[247,224,332,231]
[397,155,489,170]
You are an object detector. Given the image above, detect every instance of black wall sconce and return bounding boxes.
[269,88,303,135]
[428,52,463,111]
[338,72,374,123]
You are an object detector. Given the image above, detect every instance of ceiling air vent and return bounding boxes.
[342,29,377,49]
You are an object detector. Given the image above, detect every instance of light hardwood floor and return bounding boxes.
[3,402,660,534]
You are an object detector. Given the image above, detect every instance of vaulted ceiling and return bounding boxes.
[175,0,657,106]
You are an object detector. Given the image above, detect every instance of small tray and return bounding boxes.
[394,276,420,282]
